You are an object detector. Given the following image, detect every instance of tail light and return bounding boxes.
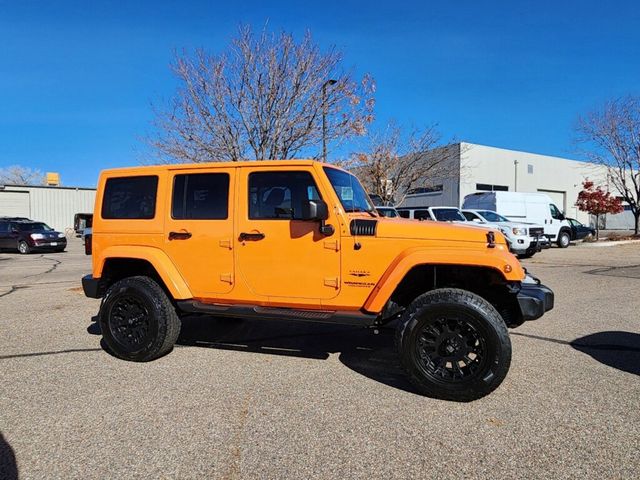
[85,234,92,255]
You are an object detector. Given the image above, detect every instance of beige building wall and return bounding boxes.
[459,143,607,225]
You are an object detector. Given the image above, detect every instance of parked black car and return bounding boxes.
[567,217,596,241]
[0,219,67,254]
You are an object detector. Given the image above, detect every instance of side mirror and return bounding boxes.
[300,199,333,236]
[300,199,329,221]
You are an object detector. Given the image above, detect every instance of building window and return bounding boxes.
[476,183,509,192]
[528,164,534,174]
[407,185,444,195]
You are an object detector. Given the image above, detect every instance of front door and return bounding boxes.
[236,169,341,301]
[164,168,235,297]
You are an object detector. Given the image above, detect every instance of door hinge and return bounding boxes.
[220,273,233,284]
[219,239,232,249]
[323,240,339,251]
[324,277,339,288]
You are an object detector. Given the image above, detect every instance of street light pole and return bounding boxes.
[322,79,337,162]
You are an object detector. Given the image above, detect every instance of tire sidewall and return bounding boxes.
[99,280,165,361]
[558,231,570,248]
[397,291,511,401]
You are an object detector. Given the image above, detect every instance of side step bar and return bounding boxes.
[176,300,379,326]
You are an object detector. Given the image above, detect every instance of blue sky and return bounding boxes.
[0,0,638,186]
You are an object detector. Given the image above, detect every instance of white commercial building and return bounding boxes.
[399,142,633,229]
[0,184,96,232]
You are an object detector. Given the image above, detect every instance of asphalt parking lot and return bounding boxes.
[1,239,639,479]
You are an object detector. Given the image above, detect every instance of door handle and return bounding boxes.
[239,232,265,241]
[169,231,192,240]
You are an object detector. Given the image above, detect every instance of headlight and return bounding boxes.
[57,233,65,238]
[512,227,527,236]
[30,233,44,240]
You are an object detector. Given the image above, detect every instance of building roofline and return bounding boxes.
[458,141,588,164]
[0,184,96,191]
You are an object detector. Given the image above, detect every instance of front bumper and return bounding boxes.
[517,282,554,321]
[30,238,67,250]
[82,275,102,299]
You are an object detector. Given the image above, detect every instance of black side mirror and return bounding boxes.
[301,199,329,221]
[300,199,333,236]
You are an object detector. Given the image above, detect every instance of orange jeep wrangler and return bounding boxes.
[82,160,554,401]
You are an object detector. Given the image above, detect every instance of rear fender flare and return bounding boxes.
[95,245,192,299]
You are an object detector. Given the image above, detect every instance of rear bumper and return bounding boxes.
[517,283,554,321]
[82,275,102,299]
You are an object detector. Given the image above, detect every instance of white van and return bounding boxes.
[462,192,573,248]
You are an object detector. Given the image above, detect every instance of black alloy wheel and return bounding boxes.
[396,288,511,401]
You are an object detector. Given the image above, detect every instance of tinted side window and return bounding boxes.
[0,222,8,233]
[397,210,410,218]
[102,176,158,219]
[463,211,479,221]
[249,171,321,220]
[414,210,432,221]
[172,173,229,220]
[550,204,563,220]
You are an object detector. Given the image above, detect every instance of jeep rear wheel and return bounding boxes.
[99,276,181,362]
[395,288,511,401]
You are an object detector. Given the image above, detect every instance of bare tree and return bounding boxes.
[346,124,459,205]
[575,96,640,234]
[0,165,46,186]
[149,26,375,163]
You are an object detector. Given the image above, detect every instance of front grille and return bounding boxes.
[530,227,544,237]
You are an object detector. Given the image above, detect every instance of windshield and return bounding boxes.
[432,208,466,222]
[478,211,510,222]
[16,222,52,232]
[323,167,376,213]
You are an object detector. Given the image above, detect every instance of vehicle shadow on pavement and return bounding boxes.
[570,331,640,376]
[178,315,419,394]
[88,316,419,395]
[513,330,640,376]
[0,432,19,480]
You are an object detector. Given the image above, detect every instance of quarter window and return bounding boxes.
[248,171,321,220]
[172,173,229,220]
[102,176,158,219]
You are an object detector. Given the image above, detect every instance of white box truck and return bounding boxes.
[462,192,573,248]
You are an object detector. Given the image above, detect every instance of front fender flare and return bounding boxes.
[363,246,524,314]
[95,245,192,299]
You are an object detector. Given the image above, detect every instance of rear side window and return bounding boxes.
[397,210,410,218]
[172,173,229,220]
[248,171,321,220]
[102,176,158,219]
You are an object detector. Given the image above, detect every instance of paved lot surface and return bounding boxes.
[1,239,639,479]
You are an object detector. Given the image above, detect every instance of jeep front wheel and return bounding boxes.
[99,276,181,362]
[395,288,511,401]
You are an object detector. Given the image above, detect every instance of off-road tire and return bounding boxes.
[99,276,181,362]
[557,230,571,248]
[395,288,511,401]
[18,241,30,254]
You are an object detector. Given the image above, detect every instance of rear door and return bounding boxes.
[164,168,235,297]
